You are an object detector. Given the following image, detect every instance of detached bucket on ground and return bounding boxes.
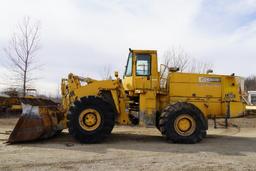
[7,98,65,143]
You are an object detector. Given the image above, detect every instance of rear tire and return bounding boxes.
[159,102,206,144]
[67,96,115,143]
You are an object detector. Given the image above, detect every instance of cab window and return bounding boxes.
[136,54,151,76]
[125,52,133,76]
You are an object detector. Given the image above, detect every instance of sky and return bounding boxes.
[0,0,256,96]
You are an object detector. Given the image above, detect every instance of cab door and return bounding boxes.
[134,53,152,89]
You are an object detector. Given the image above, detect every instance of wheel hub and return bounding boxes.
[177,118,191,132]
[174,114,196,136]
[79,109,101,131]
[84,113,97,127]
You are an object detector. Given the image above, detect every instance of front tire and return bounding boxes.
[67,96,115,143]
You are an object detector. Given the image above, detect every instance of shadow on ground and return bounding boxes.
[4,129,256,156]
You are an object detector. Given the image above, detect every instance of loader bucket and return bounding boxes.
[8,98,64,143]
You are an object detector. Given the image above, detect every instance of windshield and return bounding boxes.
[124,52,132,76]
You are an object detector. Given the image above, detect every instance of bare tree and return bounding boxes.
[3,17,41,97]
[163,47,190,72]
[163,47,213,74]
[101,65,112,80]
[245,75,256,91]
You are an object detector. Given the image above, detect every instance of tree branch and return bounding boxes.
[3,16,41,96]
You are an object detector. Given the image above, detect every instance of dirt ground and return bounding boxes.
[1,117,256,171]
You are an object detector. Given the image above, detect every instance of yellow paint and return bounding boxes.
[139,91,157,125]
[168,72,245,118]
[10,104,22,110]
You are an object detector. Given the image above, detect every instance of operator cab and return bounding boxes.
[123,49,159,92]
[122,49,160,126]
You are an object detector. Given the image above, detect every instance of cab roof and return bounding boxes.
[129,49,157,54]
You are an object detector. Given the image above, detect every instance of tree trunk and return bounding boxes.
[23,73,26,97]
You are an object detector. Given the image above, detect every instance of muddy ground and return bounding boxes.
[1,117,256,171]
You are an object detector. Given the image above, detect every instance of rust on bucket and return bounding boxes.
[7,98,64,144]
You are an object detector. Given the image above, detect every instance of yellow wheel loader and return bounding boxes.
[0,89,41,115]
[8,49,248,144]
[0,96,22,114]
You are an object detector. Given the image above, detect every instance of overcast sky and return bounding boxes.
[0,0,256,96]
